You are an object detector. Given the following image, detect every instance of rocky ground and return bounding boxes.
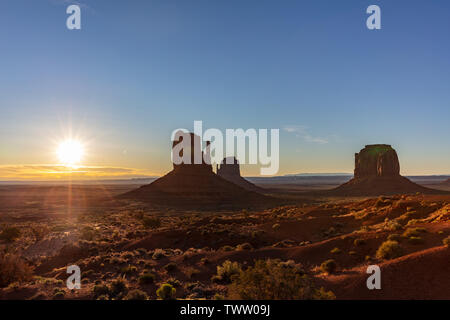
[0,185,449,300]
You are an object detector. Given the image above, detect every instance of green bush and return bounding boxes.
[228,259,335,300]
[214,260,241,284]
[376,240,403,260]
[156,283,176,300]
[320,259,337,274]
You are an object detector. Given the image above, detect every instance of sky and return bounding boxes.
[1,0,450,180]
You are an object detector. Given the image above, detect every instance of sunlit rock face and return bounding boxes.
[354,144,400,179]
[330,144,440,196]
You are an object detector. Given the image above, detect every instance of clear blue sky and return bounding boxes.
[1,0,450,179]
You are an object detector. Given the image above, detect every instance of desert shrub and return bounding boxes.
[443,236,450,246]
[214,293,225,300]
[220,245,234,252]
[138,272,155,285]
[228,259,335,300]
[376,240,403,260]
[152,249,165,260]
[142,216,161,229]
[214,260,241,284]
[403,227,426,238]
[30,225,49,242]
[0,227,21,242]
[93,284,110,298]
[164,262,177,272]
[375,199,389,207]
[167,278,181,288]
[272,223,281,230]
[125,289,148,300]
[384,220,402,231]
[353,239,366,246]
[120,265,138,275]
[330,247,341,254]
[80,226,97,241]
[236,243,253,251]
[0,252,33,287]
[320,259,337,274]
[109,279,128,298]
[408,236,424,245]
[156,283,176,300]
[387,234,403,242]
[52,290,65,299]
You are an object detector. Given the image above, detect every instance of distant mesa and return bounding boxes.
[216,157,265,193]
[330,144,441,196]
[119,132,275,209]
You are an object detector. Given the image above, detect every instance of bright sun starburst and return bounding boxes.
[57,140,84,166]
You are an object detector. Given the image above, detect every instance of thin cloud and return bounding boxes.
[283,125,329,144]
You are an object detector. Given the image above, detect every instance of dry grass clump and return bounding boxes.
[228,259,335,300]
[0,252,33,288]
[376,240,403,260]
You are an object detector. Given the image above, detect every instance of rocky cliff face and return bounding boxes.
[354,144,400,179]
[330,144,439,196]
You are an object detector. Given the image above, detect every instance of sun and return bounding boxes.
[57,140,84,166]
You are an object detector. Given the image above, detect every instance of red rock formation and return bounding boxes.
[217,157,265,193]
[119,132,275,209]
[331,144,440,196]
[354,145,400,178]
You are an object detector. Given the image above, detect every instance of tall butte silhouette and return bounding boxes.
[330,144,442,196]
[119,131,275,209]
[217,157,265,193]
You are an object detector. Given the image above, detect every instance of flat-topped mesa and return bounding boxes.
[354,144,400,179]
[330,144,442,196]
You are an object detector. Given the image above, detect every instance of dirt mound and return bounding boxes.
[324,246,450,299]
[327,145,443,196]
[217,157,265,193]
[119,168,276,210]
[330,175,438,196]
